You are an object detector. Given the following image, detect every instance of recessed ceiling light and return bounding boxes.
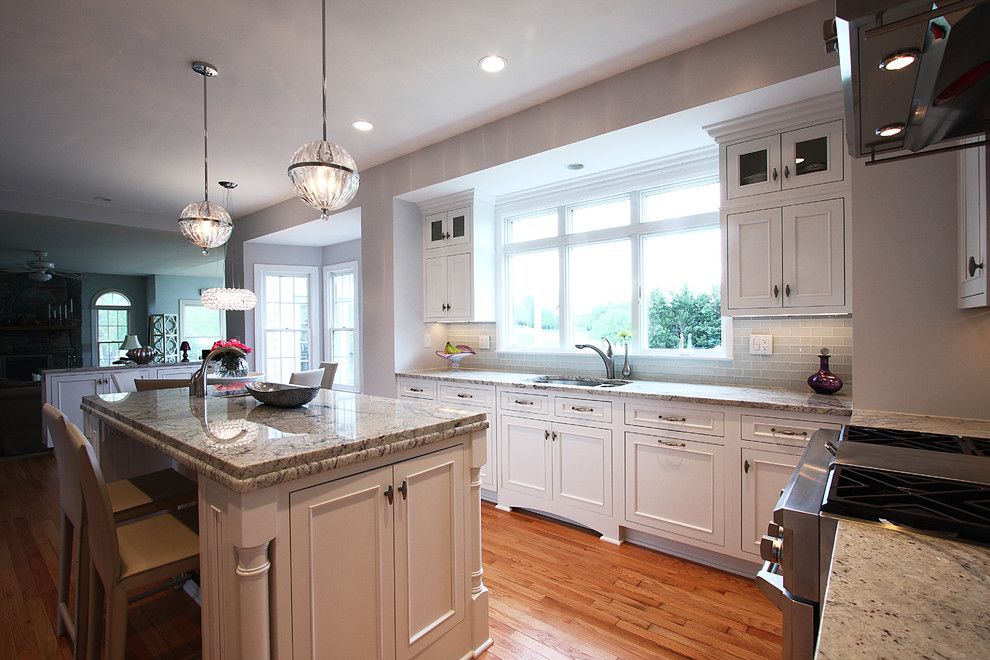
[567,163,584,170]
[352,120,374,131]
[875,123,906,138]
[93,196,111,202]
[479,55,506,73]
[879,50,919,71]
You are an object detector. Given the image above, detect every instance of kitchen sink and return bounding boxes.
[529,376,632,388]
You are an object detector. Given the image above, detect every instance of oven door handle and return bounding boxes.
[756,561,786,607]
[756,561,818,659]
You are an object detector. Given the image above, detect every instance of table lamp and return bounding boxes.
[180,341,191,362]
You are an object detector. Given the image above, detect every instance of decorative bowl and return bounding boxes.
[245,381,320,408]
[435,344,476,369]
[126,347,158,365]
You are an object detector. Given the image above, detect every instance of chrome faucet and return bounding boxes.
[190,346,246,398]
[575,338,615,379]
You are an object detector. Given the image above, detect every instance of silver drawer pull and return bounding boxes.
[456,393,473,399]
[659,415,687,422]
[409,387,423,393]
[514,399,534,405]
[770,428,807,437]
[658,439,686,447]
[571,406,595,413]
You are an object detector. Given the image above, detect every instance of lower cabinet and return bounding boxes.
[289,446,466,660]
[740,445,802,557]
[624,431,725,546]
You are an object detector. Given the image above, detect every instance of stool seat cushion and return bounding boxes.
[107,469,197,522]
[117,507,199,588]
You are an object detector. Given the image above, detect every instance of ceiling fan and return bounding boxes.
[0,250,82,282]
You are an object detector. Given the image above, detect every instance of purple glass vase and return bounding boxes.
[808,348,843,395]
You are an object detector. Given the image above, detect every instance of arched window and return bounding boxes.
[93,290,132,366]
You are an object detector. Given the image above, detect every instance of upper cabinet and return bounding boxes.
[959,143,988,309]
[418,190,496,323]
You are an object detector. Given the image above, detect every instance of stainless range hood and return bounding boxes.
[832,0,990,159]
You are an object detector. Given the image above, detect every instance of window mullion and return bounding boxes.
[558,243,567,351]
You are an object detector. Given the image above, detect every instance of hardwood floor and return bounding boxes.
[0,453,781,659]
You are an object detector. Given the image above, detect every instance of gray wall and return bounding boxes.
[322,239,362,266]
[80,273,148,366]
[146,275,223,316]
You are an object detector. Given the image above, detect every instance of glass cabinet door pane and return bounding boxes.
[450,213,466,238]
[430,218,444,242]
[794,136,828,177]
[738,149,769,187]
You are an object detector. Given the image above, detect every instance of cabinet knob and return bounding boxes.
[398,480,408,500]
[784,165,790,179]
[551,431,557,441]
[772,167,778,181]
[969,256,985,277]
[785,284,791,297]
[544,429,550,440]
[744,459,751,474]
[384,484,394,505]
[773,284,779,298]
[658,439,686,447]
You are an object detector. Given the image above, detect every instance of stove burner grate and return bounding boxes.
[842,426,990,457]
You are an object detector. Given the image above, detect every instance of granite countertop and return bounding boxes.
[817,519,990,659]
[397,369,853,417]
[851,409,990,439]
[43,361,203,376]
[81,389,487,493]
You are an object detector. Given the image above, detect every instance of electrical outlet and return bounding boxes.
[423,334,432,349]
[749,334,773,355]
[478,335,491,350]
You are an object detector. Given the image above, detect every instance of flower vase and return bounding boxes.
[216,353,248,378]
[621,343,632,378]
[808,348,843,395]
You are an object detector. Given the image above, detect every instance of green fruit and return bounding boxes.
[444,342,460,354]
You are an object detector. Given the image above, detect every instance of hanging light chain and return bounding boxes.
[203,71,209,201]
[322,0,327,142]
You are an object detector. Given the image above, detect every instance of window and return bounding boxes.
[500,165,726,356]
[255,265,320,384]
[324,262,360,391]
[93,291,131,367]
[179,299,225,358]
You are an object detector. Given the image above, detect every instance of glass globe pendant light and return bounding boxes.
[287,0,360,220]
[201,181,257,311]
[178,62,233,254]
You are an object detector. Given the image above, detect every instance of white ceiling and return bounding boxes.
[0,0,813,227]
[248,207,361,246]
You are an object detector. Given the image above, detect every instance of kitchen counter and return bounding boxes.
[397,368,853,416]
[81,388,487,492]
[851,409,990,439]
[817,518,990,659]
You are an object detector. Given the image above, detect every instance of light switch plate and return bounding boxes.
[478,335,491,350]
[750,334,773,355]
[423,334,432,349]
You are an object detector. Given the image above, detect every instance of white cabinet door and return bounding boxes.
[444,252,473,321]
[289,467,396,660]
[52,373,108,434]
[479,413,497,492]
[780,120,844,190]
[781,199,845,308]
[959,144,988,307]
[625,432,725,546]
[727,208,782,310]
[109,368,155,393]
[499,415,552,500]
[158,364,200,379]
[725,135,782,199]
[424,211,448,251]
[740,447,801,557]
[444,207,472,250]
[552,422,611,516]
[423,256,447,320]
[393,447,465,660]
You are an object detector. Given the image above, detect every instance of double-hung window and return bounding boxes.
[500,160,726,356]
[255,265,320,384]
[324,261,360,391]
[179,299,225,358]
[93,291,131,367]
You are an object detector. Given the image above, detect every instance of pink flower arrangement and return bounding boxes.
[211,339,252,354]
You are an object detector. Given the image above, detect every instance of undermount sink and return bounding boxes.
[529,375,632,388]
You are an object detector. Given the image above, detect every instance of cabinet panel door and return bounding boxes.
[157,364,201,380]
[625,432,725,545]
[479,414,497,492]
[781,199,845,308]
[727,208,782,310]
[780,120,844,190]
[552,422,611,515]
[394,447,465,660]
[423,256,447,320]
[499,415,552,500]
[289,467,395,660]
[444,252,473,320]
[445,207,472,250]
[959,144,987,305]
[53,373,106,434]
[725,135,781,199]
[424,211,447,251]
[110,368,155,393]
[741,447,801,556]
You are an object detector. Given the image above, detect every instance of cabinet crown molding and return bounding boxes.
[704,93,844,145]
[417,189,493,215]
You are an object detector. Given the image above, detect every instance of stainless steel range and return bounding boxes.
[757,424,990,659]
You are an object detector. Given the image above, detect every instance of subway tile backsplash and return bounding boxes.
[439,317,852,393]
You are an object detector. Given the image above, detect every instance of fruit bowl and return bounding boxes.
[435,344,476,369]
[245,381,320,408]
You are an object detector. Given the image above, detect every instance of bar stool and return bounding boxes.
[42,404,197,656]
[70,421,200,660]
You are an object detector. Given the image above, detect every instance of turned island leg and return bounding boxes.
[469,429,492,657]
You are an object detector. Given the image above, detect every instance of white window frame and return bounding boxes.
[92,289,132,367]
[496,149,730,358]
[178,298,226,358]
[254,264,321,378]
[323,261,361,392]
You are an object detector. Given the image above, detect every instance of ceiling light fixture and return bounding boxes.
[178,62,233,255]
[479,54,506,73]
[567,163,584,170]
[875,123,906,138]
[287,0,360,221]
[201,181,257,311]
[879,50,919,71]
[352,120,374,131]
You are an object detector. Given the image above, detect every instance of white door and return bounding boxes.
[624,432,725,545]
[393,447,466,660]
[740,447,801,557]
[444,252,472,321]
[444,207,472,250]
[781,199,845,308]
[552,422,611,515]
[423,256,447,320]
[499,415,552,500]
[288,467,396,660]
[780,120,844,190]
[726,208,782,310]
[53,373,107,435]
[959,145,987,305]
[725,134,782,199]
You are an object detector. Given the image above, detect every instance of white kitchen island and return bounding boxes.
[81,388,491,660]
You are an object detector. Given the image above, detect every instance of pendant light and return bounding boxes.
[287,0,360,220]
[201,181,257,311]
[178,61,233,254]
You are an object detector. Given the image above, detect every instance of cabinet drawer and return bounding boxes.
[499,390,549,416]
[438,383,494,409]
[396,378,436,400]
[554,396,612,424]
[741,415,840,448]
[624,401,724,439]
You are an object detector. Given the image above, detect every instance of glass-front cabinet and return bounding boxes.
[424,206,472,251]
[726,135,781,199]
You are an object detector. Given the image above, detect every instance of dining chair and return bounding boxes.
[43,404,197,656]
[71,422,200,660]
[289,368,325,387]
[134,378,191,391]
[318,361,338,389]
[111,372,138,393]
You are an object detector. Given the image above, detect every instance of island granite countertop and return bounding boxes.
[397,369,853,417]
[817,518,990,659]
[82,388,487,493]
[850,409,990,439]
